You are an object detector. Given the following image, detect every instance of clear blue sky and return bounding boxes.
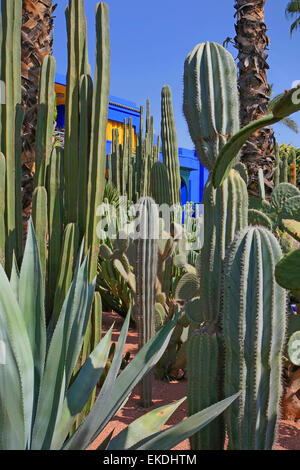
[53,0,300,150]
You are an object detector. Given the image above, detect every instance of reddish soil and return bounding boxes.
[89,311,300,451]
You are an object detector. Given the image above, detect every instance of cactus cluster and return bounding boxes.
[0,0,112,431]
[274,144,299,188]
[182,40,289,450]
[107,84,182,210]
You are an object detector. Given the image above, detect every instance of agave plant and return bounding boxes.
[0,221,239,450]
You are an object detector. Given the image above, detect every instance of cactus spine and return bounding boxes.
[223,227,287,449]
[135,197,159,407]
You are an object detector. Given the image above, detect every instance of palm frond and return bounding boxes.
[286,0,300,16]
[285,1,300,35]
[290,16,300,35]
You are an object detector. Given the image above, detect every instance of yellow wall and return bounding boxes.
[106,120,137,148]
[55,83,66,106]
[55,83,137,148]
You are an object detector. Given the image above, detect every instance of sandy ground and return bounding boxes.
[89,312,300,451]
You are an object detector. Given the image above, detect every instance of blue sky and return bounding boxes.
[53,0,300,150]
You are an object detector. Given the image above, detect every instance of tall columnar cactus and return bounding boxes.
[161,85,181,207]
[223,226,287,450]
[183,42,240,171]
[183,41,248,450]
[64,0,91,223]
[135,197,159,407]
[199,170,248,322]
[0,0,23,271]
[186,169,248,450]
[34,55,56,187]
[150,161,171,206]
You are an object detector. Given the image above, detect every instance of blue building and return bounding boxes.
[55,73,208,204]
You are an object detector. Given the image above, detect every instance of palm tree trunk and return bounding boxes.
[21,0,56,230]
[234,0,275,198]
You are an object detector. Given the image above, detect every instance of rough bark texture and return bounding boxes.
[21,0,56,227]
[234,0,275,198]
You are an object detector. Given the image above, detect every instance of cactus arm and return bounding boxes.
[85,2,111,283]
[161,85,181,206]
[212,114,279,188]
[64,0,91,223]
[46,147,63,312]
[78,74,93,238]
[53,223,79,324]
[34,56,56,187]
[0,0,22,272]
[32,187,48,284]
[135,197,159,407]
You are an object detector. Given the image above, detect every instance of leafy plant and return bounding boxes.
[0,220,239,450]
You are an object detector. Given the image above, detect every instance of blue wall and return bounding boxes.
[55,73,208,204]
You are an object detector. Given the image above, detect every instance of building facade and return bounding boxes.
[55,74,208,205]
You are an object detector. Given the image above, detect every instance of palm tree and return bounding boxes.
[234,0,275,197]
[286,1,300,35]
[21,0,56,229]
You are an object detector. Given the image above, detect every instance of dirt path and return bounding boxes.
[89,312,300,451]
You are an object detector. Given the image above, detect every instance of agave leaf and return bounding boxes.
[0,262,34,449]
[108,397,186,450]
[131,392,241,450]
[18,220,46,413]
[96,429,115,450]
[31,254,94,449]
[10,252,20,299]
[64,309,182,450]
[52,326,114,449]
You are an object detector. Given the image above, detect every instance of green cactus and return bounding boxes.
[35,55,56,187]
[223,226,287,450]
[183,42,240,171]
[135,197,159,407]
[0,0,23,271]
[64,0,91,223]
[0,153,6,268]
[200,170,248,323]
[274,144,280,187]
[32,186,48,284]
[275,248,300,295]
[150,162,171,206]
[248,209,273,230]
[280,152,288,183]
[182,41,249,450]
[161,85,181,207]
[187,325,224,450]
[258,168,265,200]
[287,331,300,366]
[46,147,63,311]
[281,219,300,242]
